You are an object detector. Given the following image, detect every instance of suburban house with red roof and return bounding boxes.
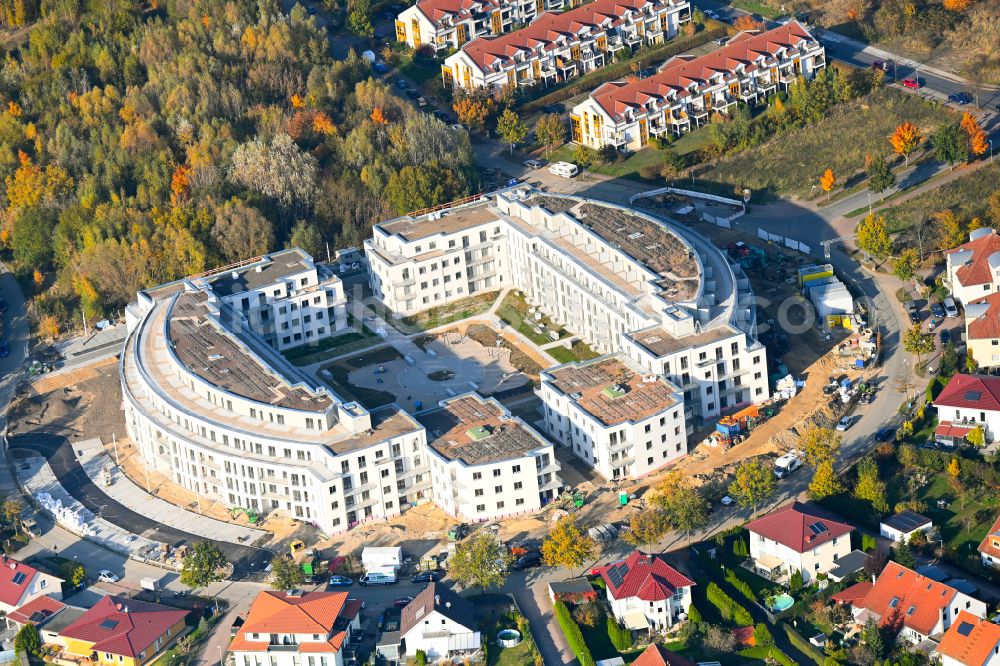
[570,22,825,151]
[59,595,188,666]
[962,293,1000,371]
[398,583,480,661]
[229,590,363,666]
[630,642,696,665]
[442,0,691,92]
[977,514,1000,571]
[932,374,1000,446]
[838,562,986,644]
[946,229,1000,306]
[396,0,568,52]
[0,555,62,616]
[746,501,854,584]
[595,550,694,633]
[937,610,1000,666]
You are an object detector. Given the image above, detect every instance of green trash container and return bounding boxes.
[619,492,628,507]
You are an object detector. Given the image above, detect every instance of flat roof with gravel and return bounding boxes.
[626,324,743,358]
[379,200,497,241]
[417,395,546,465]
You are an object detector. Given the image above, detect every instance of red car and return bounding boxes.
[902,77,922,89]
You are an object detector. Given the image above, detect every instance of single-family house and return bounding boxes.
[962,292,1000,370]
[946,229,1000,305]
[229,590,363,666]
[880,510,934,543]
[842,562,987,643]
[746,501,854,584]
[978,514,1000,570]
[60,596,189,666]
[399,583,481,661]
[0,555,63,616]
[630,642,696,665]
[938,610,1000,666]
[933,374,1000,444]
[595,550,694,633]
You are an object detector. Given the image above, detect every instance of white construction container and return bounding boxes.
[362,546,403,573]
[810,282,853,319]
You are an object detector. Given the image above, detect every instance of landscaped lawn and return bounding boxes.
[281,318,379,366]
[394,291,499,333]
[705,87,957,199]
[319,346,403,408]
[490,638,535,666]
[496,291,568,345]
[547,340,600,364]
[398,52,444,87]
[725,0,784,19]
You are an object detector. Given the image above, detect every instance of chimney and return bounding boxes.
[8,562,14,570]
[116,603,123,611]
[445,601,451,608]
[435,595,441,606]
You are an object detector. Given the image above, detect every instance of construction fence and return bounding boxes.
[756,228,812,255]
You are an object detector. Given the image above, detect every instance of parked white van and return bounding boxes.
[548,161,579,178]
[774,450,803,478]
[943,297,959,318]
[359,571,397,586]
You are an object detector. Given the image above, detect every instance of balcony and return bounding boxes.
[738,86,757,100]
[689,107,708,119]
[714,95,737,111]
[535,460,562,475]
[539,476,563,493]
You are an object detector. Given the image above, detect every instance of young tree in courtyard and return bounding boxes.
[180,541,227,590]
[449,531,512,592]
[728,458,776,516]
[541,515,596,574]
[903,326,935,366]
[893,248,919,282]
[856,212,892,261]
[14,624,40,656]
[270,556,306,590]
[890,121,921,167]
[534,114,566,158]
[573,144,597,177]
[496,108,528,154]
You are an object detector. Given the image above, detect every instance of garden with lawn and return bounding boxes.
[319,345,403,408]
[393,291,499,333]
[548,340,600,364]
[281,316,380,366]
[495,291,569,345]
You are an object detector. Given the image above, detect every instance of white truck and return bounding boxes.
[774,450,803,479]
[361,546,402,574]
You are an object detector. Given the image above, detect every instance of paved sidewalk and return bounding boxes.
[76,438,268,545]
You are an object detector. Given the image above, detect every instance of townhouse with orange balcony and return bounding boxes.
[570,22,825,152]
[441,0,690,92]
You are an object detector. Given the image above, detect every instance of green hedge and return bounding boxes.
[553,601,596,666]
[781,623,824,665]
[725,568,757,603]
[520,26,728,113]
[607,617,633,652]
[706,582,754,626]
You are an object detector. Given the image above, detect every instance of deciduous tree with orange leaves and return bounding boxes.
[733,15,765,31]
[452,95,493,132]
[370,106,388,126]
[961,112,988,157]
[819,168,836,200]
[942,0,971,11]
[890,121,921,166]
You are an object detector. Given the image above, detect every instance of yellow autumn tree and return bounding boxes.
[313,112,337,136]
[948,457,961,478]
[452,96,493,131]
[290,94,305,108]
[733,15,764,30]
[38,315,60,340]
[935,210,966,250]
[32,268,43,288]
[890,121,921,166]
[819,168,836,200]
[961,112,988,157]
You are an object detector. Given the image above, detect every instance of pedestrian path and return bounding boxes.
[76,438,268,545]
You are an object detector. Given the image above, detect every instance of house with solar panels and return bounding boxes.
[594,550,694,633]
[933,374,1000,445]
[746,501,854,584]
[0,555,63,617]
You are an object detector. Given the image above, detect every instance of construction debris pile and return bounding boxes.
[774,375,803,400]
[836,327,879,369]
[35,492,96,536]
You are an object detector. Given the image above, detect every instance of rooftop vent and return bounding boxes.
[603,384,627,400]
[467,425,493,441]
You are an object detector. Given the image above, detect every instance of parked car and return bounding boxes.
[703,8,719,19]
[359,572,397,586]
[0,300,8,313]
[405,89,419,99]
[835,416,852,431]
[713,36,729,46]
[512,552,543,570]
[902,77,922,89]
[876,426,897,442]
[393,596,414,608]
[395,79,408,89]
[948,92,972,105]
[410,570,442,584]
[930,302,946,318]
[523,159,544,169]
[373,62,389,74]
[940,328,951,345]
[0,342,9,358]
[306,5,317,14]
[871,60,890,71]
[720,495,735,506]
[943,297,959,318]
[327,575,354,587]
[97,570,120,583]
[905,301,920,324]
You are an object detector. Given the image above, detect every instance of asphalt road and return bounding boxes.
[8,431,273,579]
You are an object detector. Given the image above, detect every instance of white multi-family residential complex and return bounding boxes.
[366,189,769,445]
[571,22,825,150]
[442,0,690,92]
[539,354,686,480]
[396,0,574,51]
[418,393,562,521]
[121,249,564,534]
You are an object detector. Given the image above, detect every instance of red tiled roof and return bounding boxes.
[977,514,1000,562]
[966,292,1000,340]
[948,231,1000,287]
[415,0,500,24]
[935,422,974,439]
[597,550,694,602]
[939,610,1000,666]
[0,557,40,608]
[229,591,357,654]
[591,22,815,118]
[859,561,959,637]
[746,501,854,553]
[832,581,873,606]
[934,374,1000,412]
[459,0,674,71]
[61,595,188,659]
[7,596,66,625]
[631,643,697,666]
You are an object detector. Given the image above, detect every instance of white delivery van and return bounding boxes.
[773,450,803,478]
[548,161,579,178]
[359,571,397,586]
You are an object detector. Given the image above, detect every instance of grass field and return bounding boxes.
[726,0,784,19]
[394,291,499,333]
[881,162,1000,233]
[282,318,379,366]
[705,88,956,199]
[496,291,568,345]
[547,125,710,181]
[548,340,600,364]
[398,52,443,87]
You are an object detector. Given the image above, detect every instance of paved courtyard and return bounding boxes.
[348,330,531,412]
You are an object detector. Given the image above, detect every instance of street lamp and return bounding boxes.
[990,139,994,164]
[867,192,872,214]
[217,646,223,666]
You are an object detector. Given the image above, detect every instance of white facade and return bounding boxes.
[933,403,1000,443]
[607,586,690,632]
[400,609,480,660]
[365,190,769,430]
[572,22,825,150]
[749,528,851,584]
[946,229,1000,306]
[539,354,686,480]
[443,0,690,92]
[396,0,566,51]
[879,519,933,544]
